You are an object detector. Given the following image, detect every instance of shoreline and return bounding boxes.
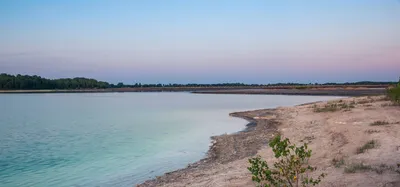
[192,88,385,96]
[0,88,386,96]
[137,108,280,186]
[137,95,400,186]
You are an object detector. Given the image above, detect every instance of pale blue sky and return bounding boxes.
[1,0,399,83]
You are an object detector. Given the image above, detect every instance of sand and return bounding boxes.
[138,96,400,187]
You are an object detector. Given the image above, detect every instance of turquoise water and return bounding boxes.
[0,93,340,186]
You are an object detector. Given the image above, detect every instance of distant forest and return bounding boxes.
[0,73,110,90]
[0,73,397,90]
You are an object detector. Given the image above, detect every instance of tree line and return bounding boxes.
[0,73,397,90]
[0,74,109,89]
[112,81,398,88]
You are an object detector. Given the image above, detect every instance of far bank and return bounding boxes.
[0,87,386,96]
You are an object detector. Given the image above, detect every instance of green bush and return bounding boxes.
[387,79,400,104]
[248,136,326,187]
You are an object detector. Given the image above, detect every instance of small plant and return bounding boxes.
[331,158,345,168]
[370,121,389,126]
[300,136,315,144]
[356,140,378,154]
[313,103,339,113]
[248,136,326,187]
[364,129,380,134]
[340,103,355,111]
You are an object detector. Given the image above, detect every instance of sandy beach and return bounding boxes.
[138,95,400,187]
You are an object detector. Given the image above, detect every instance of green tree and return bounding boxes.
[116,82,124,88]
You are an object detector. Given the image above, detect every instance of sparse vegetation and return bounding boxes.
[332,158,345,168]
[381,102,399,107]
[370,121,389,126]
[313,103,339,112]
[356,140,378,154]
[313,101,355,113]
[345,163,398,174]
[373,164,389,174]
[344,163,372,173]
[300,136,315,143]
[295,86,310,90]
[364,129,380,134]
[357,99,374,104]
[248,136,326,187]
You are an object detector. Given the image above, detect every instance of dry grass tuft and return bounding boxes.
[313,101,355,113]
[344,163,372,173]
[344,163,397,174]
[370,121,389,126]
[364,129,380,134]
[356,140,378,154]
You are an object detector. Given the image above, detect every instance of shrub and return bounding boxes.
[248,136,326,187]
[356,140,378,154]
[387,79,400,104]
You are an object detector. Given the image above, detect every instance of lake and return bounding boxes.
[0,93,340,186]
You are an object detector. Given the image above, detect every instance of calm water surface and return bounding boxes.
[0,93,341,186]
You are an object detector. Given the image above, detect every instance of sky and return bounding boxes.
[1,0,399,84]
